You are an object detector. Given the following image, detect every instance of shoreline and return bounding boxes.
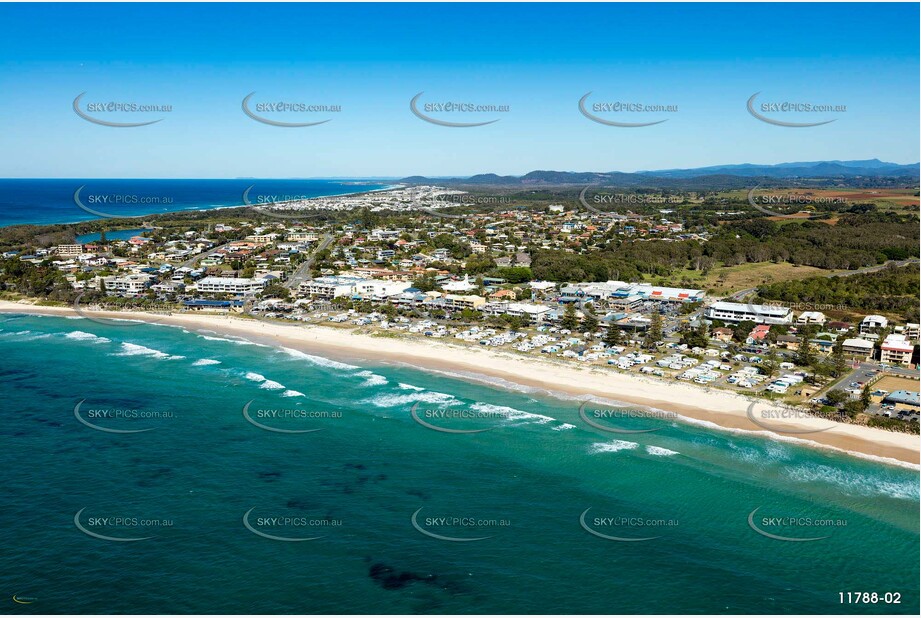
[2,299,919,467]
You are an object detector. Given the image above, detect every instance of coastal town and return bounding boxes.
[2,186,918,431]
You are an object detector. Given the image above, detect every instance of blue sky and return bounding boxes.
[0,2,918,178]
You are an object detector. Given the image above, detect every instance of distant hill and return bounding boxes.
[401,160,920,188]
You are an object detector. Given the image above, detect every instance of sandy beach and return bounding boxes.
[2,299,919,466]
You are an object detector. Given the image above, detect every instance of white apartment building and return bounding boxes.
[705,301,793,325]
[102,273,155,297]
[880,334,914,366]
[298,276,367,299]
[196,277,268,296]
[860,315,888,333]
[354,279,411,301]
[55,244,84,256]
[483,301,551,323]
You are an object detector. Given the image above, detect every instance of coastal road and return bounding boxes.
[285,233,335,289]
[726,258,919,301]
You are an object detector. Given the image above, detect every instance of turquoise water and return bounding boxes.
[1,313,918,614]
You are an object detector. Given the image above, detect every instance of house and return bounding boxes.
[711,327,733,343]
[797,311,827,326]
[746,324,771,345]
[775,334,800,350]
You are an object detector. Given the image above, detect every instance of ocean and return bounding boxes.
[1,313,918,614]
[0,179,395,228]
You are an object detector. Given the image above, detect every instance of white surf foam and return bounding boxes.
[192,359,222,366]
[363,391,461,408]
[646,445,679,457]
[589,440,639,454]
[357,370,388,387]
[113,342,184,360]
[65,330,111,344]
[280,347,359,370]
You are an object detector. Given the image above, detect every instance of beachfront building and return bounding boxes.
[482,301,552,323]
[298,275,367,299]
[196,276,268,296]
[704,301,793,325]
[353,279,412,301]
[880,334,914,366]
[104,273,156,297]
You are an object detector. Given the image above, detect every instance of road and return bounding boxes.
[285,233,334,290]
[179,241,237,269]
[727,258,919,301]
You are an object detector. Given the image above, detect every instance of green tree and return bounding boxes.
[644,312,663,349]
[825,389,849,407]
[603,325,622,348]
[795,333,814,367]
[831,338,847,377]
[860,384,872,411]
[561,304,579,331]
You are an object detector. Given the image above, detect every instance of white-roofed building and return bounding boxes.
[705,301,792,325]
[880,334,914,366]
[841,338,874,360]
[196,277,268,296]
[860,315,888,333]
[797,311,827,325]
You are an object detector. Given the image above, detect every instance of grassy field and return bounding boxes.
[650,262,843,296]
[717,187,919,215]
